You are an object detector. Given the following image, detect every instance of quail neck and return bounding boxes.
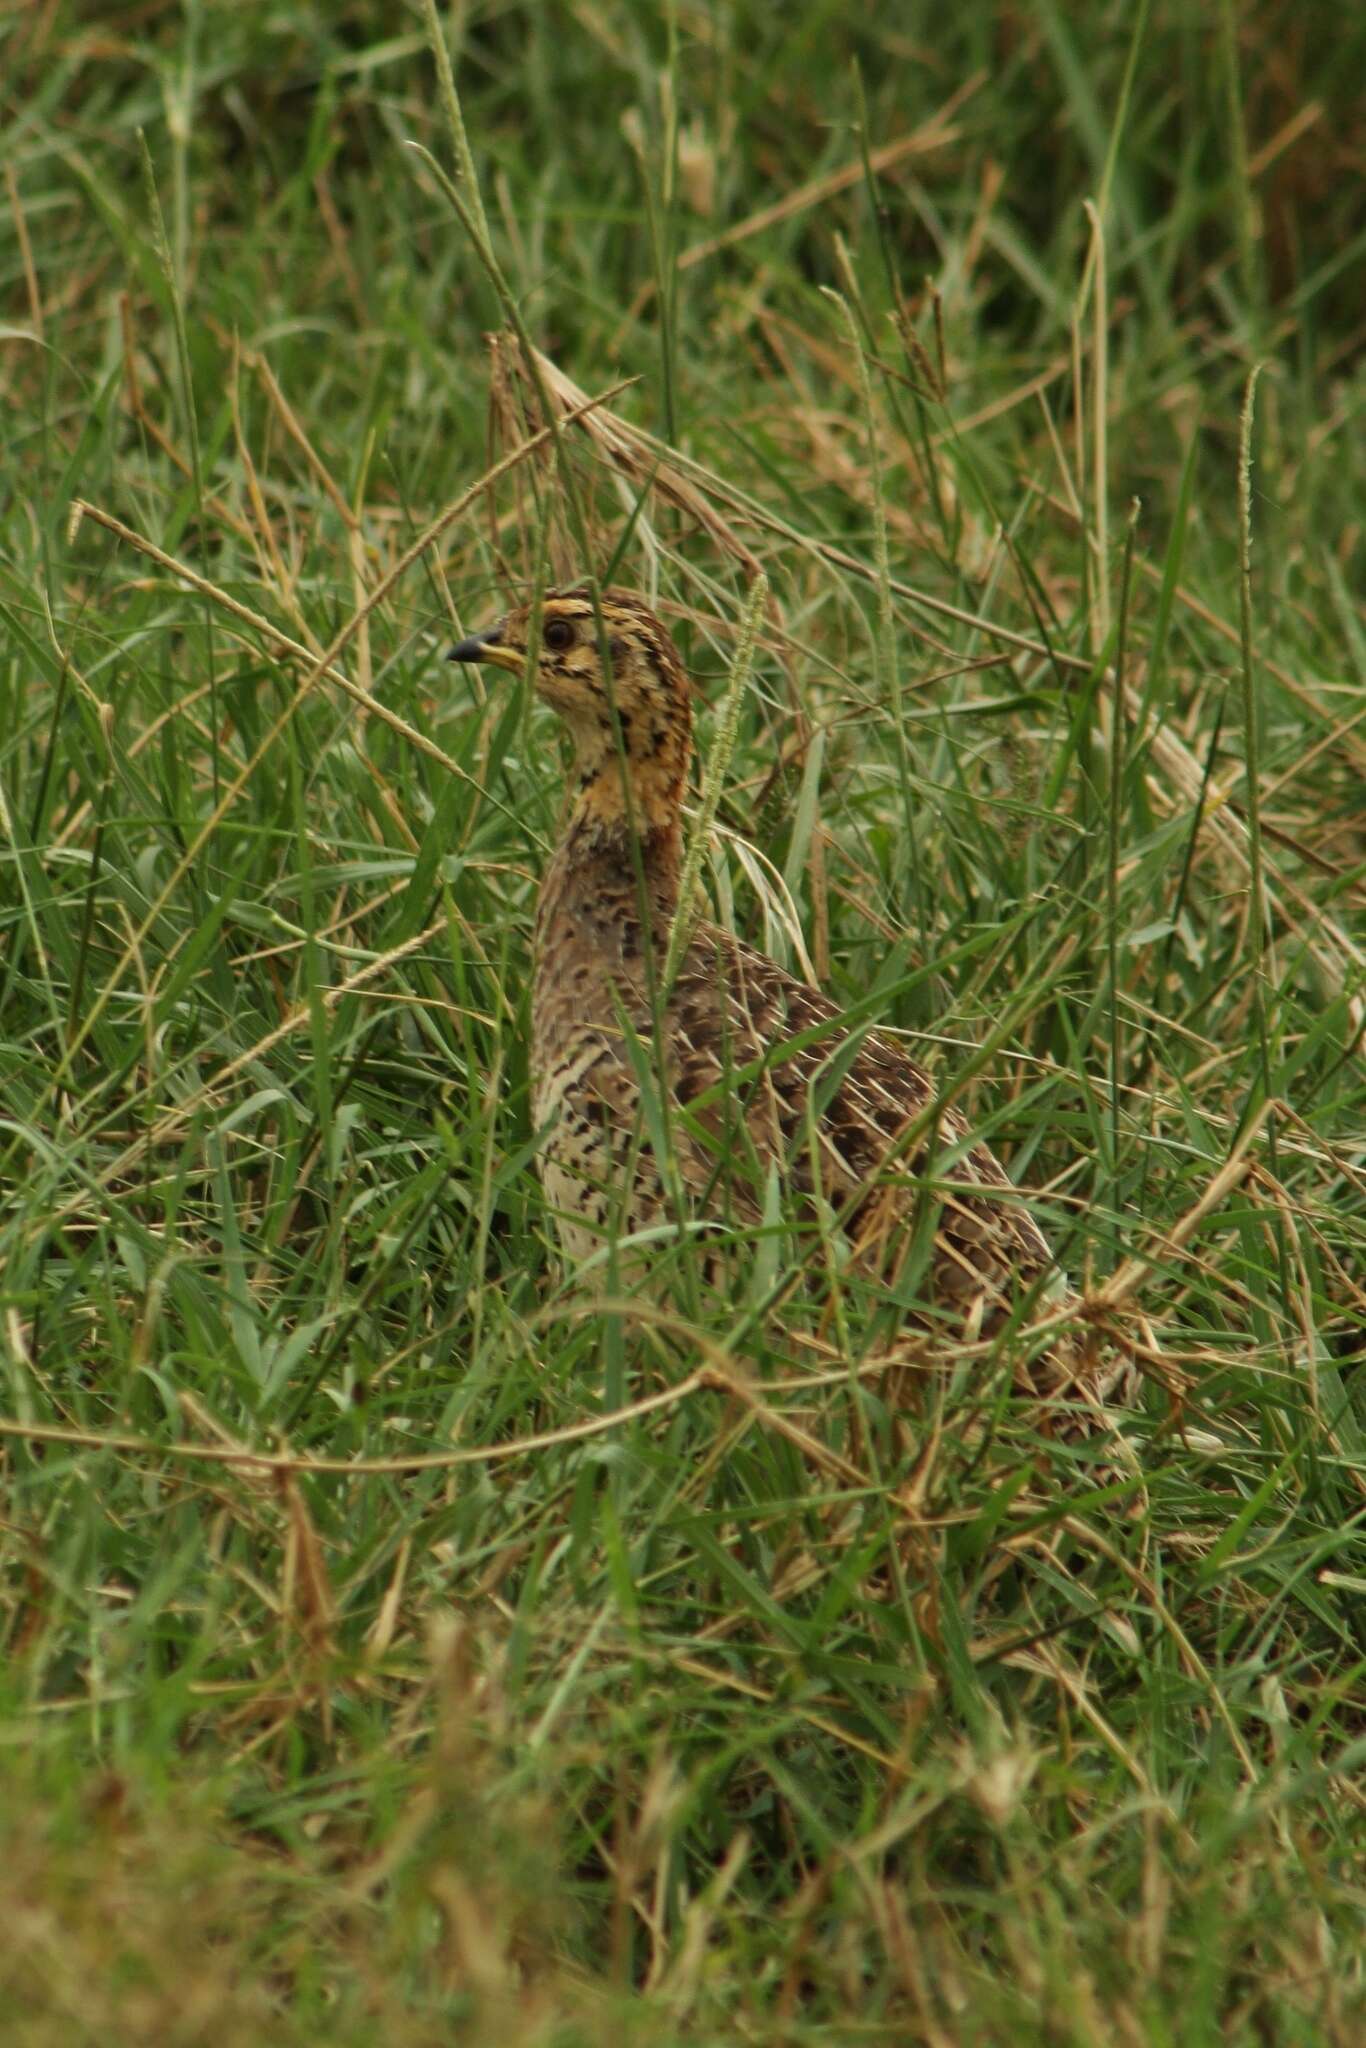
[452,585,690,934]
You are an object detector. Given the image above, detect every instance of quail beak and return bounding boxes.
[448,629,525,676]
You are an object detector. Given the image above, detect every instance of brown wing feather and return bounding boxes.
[662,925,1055,1322]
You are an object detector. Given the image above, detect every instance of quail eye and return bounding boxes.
[543,616,575,652]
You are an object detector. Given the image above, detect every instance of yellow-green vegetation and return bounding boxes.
[2,4,1363,2041]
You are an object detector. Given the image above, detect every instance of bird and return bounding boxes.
[450,585,1130,1411]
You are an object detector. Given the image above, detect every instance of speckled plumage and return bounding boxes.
[452,588,1129,1406]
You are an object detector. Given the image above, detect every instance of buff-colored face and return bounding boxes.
[450,586,690,763]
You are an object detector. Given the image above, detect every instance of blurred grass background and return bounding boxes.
[1,2,1363,2041]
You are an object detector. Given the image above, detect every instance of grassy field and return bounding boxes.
[2,2,1364,2040]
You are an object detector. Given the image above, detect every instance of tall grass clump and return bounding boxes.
[1,4,1362,2041]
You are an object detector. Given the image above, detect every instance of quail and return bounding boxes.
[452,586,1129,1407]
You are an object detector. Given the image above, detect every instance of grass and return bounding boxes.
[2,1,1364,2040]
